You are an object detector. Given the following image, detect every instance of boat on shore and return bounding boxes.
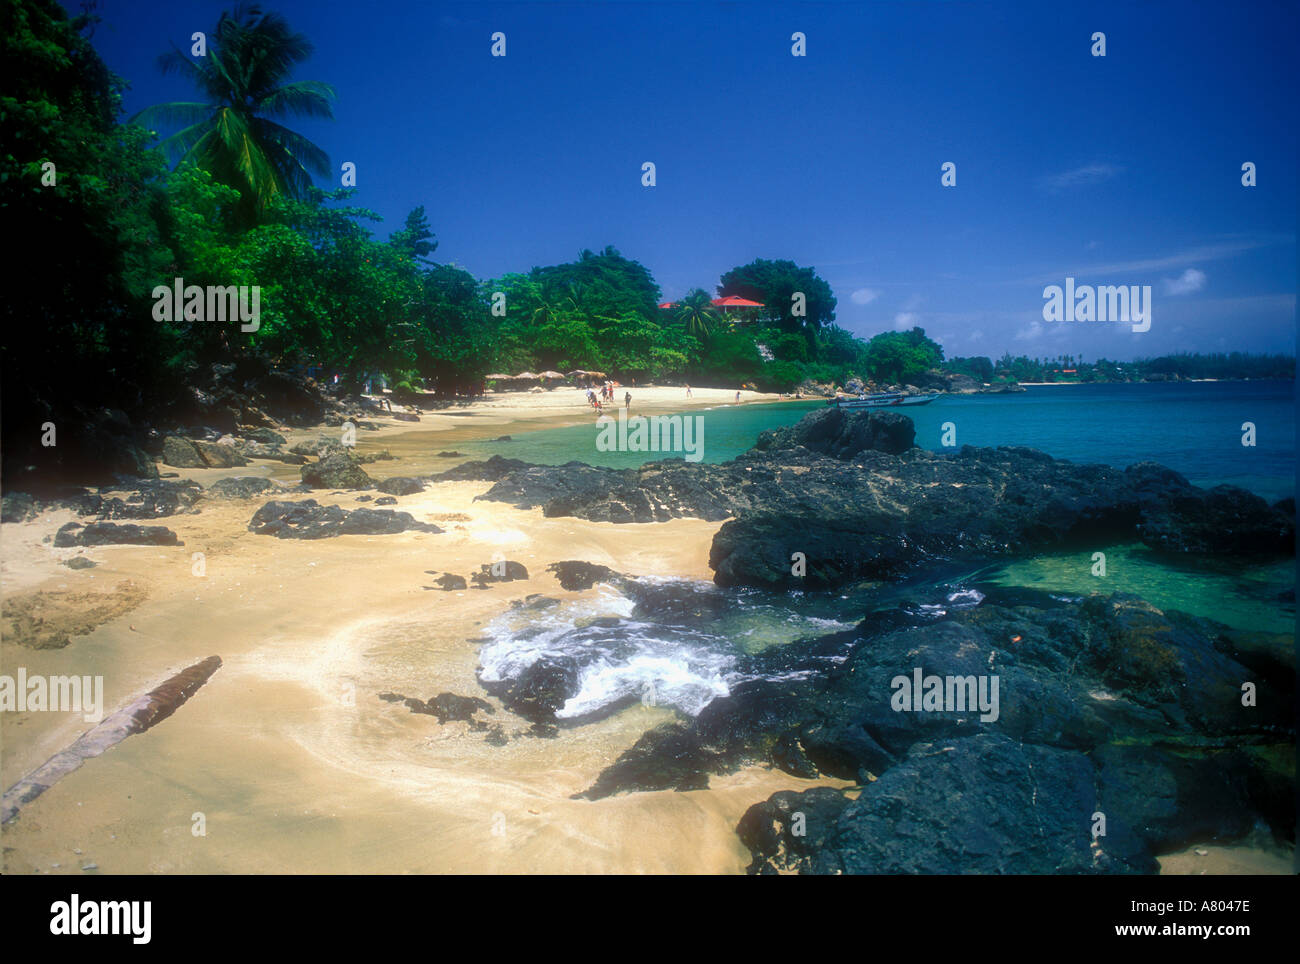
[827,392,940,409]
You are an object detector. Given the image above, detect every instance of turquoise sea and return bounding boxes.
[464,382,1294,715]
[458,380,1296,503]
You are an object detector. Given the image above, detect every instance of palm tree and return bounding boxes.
[675,288,719,341]
[133,4,335,223]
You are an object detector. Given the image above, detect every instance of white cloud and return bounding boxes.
[851,287,880,305]
[1010,240,1271,285]
[968,329,984,342]
[1015,321,1044,341]
[1163,268,1207,295]
[1037,163,1122,194]
[894,312,919,330]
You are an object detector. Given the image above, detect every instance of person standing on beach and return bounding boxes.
[735,390,741,404]
[686,384,693,398]
[624,390,631,412]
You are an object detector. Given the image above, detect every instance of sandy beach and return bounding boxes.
[1,394,1291,875]
[0,391,845,874]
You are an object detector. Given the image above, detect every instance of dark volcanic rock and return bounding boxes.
[389,691,494,723]
[289,438,342,458]
[239,428,286,446]
[754,407,916,458]
[426,692,493,722]
[300,452,373,490]
[1130,464,1294,555]
[207,477,280,500]
[162,435,206,468]
[578,586,1294,870]
[471,560,529,586]
[430,455,530,482]
[482,659,581,724]
[2,493,38,523]
[445,409,1291,590]
[191,440,250,468]
[247,500,442,539]
[63,556,97,569]
[374,496,397,505]
[431,573,468,591]
[376,476,425,496]
[54,522,181,547]
[739,735,1157,875]
[1094,744,1271,853]
[547,560,618,591]
[96,480,203,519]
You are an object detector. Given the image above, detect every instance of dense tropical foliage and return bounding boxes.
[3,0,1292,480]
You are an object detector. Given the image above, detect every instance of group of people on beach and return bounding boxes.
[587,380,631,414]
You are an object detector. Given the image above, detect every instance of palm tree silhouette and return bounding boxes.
[133,4,335,224]
[676,288,719,341]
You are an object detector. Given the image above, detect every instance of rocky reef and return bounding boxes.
[437,407,1294,590]
[575,585,1293,873]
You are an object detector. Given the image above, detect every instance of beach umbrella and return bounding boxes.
[539,370,566,379]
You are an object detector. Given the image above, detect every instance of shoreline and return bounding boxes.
[1,397,1293,875]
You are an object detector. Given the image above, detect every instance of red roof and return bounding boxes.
[712,295,765,307]
[658,301,677,309]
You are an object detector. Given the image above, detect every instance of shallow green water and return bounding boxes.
[457,381,1295,501]
[983,544,1295,635]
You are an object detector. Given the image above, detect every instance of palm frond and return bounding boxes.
[256,81,336,121]
[256,118,330,177]
[129,101,214,130]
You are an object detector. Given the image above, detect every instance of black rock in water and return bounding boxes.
[386,691,494,724]
[753,407,916,458]
[438,408,1292,590]
[481,659,581,724]
[573,586,1293,873]
[547,560,619,591]
[430,455,529,482]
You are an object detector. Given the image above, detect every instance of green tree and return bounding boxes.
[675,288,719,342]
[132,4,335,225]
[390,205,437,262]
[863,327,944,384]
[718,258,837,347]
[1,0,180,484]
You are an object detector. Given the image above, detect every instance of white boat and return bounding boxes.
[827,392,940,409]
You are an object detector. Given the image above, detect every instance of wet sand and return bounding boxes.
[0,412,844,873]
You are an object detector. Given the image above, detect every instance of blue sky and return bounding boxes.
[78,0,1297,361]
